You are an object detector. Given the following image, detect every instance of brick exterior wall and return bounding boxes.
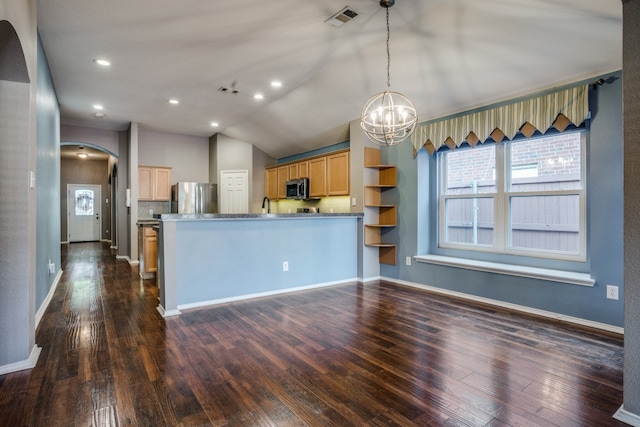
[445,132,581,191]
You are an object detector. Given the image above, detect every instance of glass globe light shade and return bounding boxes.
[361,90,418,146]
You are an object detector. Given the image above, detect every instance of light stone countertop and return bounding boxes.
[158,212,363,221]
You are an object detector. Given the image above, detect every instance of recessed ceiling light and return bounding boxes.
[271,81,282,88]
[93,104,104,110]
[169,99,179,105]
[254,93,264,100]
[77,153,88,159]
[210,122,219,127]
[94,58,111,67]
[94,112,105,118]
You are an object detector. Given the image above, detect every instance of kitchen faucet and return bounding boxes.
[262,196,271,214]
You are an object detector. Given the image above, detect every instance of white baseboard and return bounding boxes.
[36,269,63,328]
[614,405,640,426]
[60,241,68,244]
[116,256,139,267]
[176,278,358,313]
[0,345,42,375]
[157,305,181,318]
[382,277,624,335]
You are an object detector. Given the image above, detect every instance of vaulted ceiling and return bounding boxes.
[37,0,621,159]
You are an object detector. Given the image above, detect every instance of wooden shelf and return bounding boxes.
[364,147,398,266]
[379,246,397,266]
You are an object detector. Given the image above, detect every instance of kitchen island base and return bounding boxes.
[156,213,362,316]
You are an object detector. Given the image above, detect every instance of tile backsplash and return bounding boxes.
[270,196,351,214]
[138,201,170,218]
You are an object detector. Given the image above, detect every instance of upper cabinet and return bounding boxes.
[139,166,172,201]
[288,163,299,180]
[308,157,327,198]
[277,165,289,200]
[265,168,278,199]
[327,151,349,196]
[298,160,309,179]
[264,150,349,199]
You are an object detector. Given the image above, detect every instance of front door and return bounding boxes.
[68,184,101,242]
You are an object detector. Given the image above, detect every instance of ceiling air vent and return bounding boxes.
[325,6,359,27]
[218,81,239,94]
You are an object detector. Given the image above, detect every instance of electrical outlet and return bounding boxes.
[283,261,289,271]
[606,285,619,300]
[406,256,411,266]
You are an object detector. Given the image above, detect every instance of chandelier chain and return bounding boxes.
[360,0,418,146]
[386,7,391,90]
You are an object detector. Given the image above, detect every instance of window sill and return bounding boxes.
[414,255,594,287]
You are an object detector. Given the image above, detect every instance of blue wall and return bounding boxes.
[381,72,624,327]
[173,217,358,306]
[278,141,350,164]
[35,35,61,312]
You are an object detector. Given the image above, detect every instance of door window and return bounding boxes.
[75,189,95,215]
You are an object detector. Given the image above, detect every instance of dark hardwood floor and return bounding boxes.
[0,242,625,426]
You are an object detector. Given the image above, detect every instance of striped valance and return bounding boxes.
[411,85,589,156]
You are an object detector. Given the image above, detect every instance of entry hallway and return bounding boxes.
[0,242,626,426]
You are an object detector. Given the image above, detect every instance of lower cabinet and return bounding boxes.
[138,225,157,279]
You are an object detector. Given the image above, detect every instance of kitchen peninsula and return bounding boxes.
[156,212,363,316]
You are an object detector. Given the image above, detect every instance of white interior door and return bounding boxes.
[68,184,101,242]
[220,170,249,214]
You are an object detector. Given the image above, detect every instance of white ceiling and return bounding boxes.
[37,0,622,159]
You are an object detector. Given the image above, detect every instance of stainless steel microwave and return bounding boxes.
[286,178,309,200]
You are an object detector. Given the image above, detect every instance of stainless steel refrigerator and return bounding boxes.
[171,182,218,214]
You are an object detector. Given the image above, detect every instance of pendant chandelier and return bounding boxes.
[360,0,417,147]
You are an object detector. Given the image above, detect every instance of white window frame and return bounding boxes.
[437,130,586,262]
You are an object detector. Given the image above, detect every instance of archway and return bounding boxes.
[0,19,37,371]
[60,143,119,249]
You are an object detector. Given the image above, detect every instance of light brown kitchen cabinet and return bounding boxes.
[154,168,171,200]
[265,168,278,199]
[327,151,349,196]
[288,163,299,180]
[138,225,157,279]
[138,166,172,201]
[277,165,289,199]
[264,150,348,199]
[298,160,309,178]
[308,157,327,197]
[143,227,157,272]
[138,167,153,200]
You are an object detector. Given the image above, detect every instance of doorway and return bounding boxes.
[67,184,101,242]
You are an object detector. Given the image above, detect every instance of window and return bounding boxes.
[438,130,585,261]
[75,189,95,216]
